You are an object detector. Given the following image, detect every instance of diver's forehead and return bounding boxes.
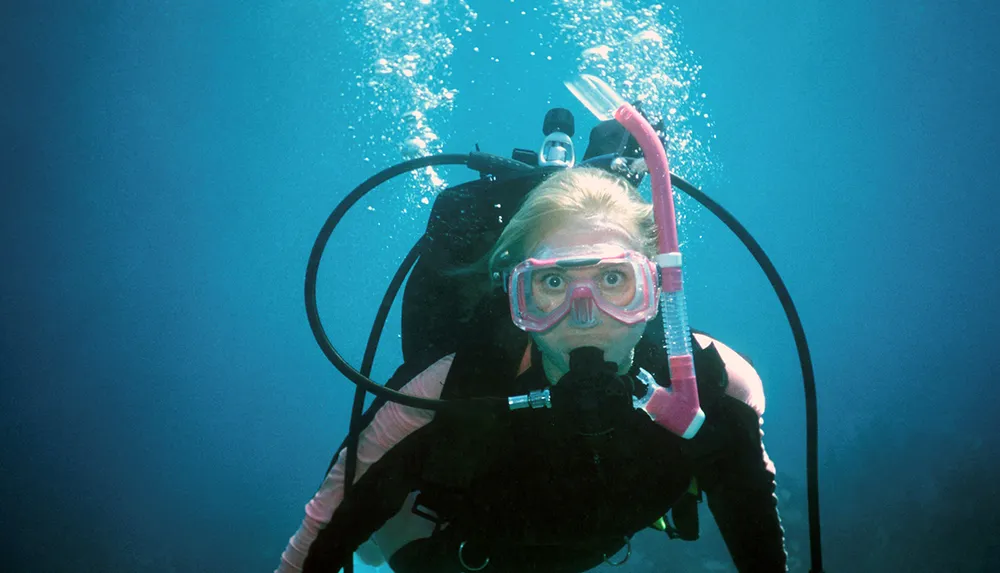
[532,225,635,256]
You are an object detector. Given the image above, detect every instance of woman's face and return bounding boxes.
[527,222,650,378]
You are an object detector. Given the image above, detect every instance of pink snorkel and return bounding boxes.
[566,75,705,439]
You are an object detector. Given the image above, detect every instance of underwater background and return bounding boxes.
[3,1,998,571]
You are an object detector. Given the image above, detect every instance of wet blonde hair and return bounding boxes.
[452,167,657,319]
[488,167,657,276]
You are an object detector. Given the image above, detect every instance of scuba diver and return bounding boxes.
[274,98,800,572]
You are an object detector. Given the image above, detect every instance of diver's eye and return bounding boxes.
[544,274,564,289]
[603,271,626,287]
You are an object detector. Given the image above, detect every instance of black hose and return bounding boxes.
[305,153,473,411]
[340,239,427,573]
[337,237,428,477]
[670,176,823,572]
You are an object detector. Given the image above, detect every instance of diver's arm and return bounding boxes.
[700,397,787,572]
[275,354,455,573]
[693,342,787,572]
[300,424,436,572]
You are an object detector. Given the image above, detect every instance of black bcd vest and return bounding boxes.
[390,294,734,572]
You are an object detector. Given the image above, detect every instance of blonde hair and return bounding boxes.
[488,167,657,275]
[450,167,657,320]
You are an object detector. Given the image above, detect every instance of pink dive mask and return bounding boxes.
[507,244,660,332]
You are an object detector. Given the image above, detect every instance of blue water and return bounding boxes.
[3,1,998,571]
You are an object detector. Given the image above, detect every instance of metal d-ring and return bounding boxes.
[458,540,490,571]
[603,537,631,567]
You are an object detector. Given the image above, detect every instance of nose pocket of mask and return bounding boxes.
[569,294,598,327]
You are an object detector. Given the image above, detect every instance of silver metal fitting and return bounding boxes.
[508,388,551,411]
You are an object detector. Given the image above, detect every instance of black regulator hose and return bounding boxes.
[670,177,824,573]
[304,152,519,415]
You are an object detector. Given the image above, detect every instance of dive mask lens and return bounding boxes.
[508,245,659,332]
